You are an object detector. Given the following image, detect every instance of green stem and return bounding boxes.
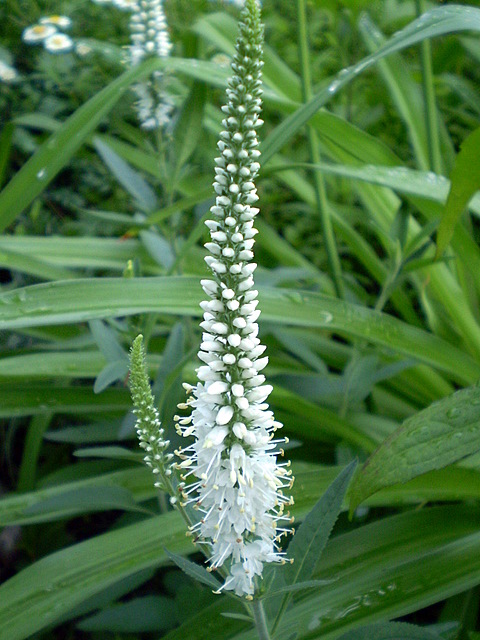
[252,599,272,640]
[415,0,442,174]
[296,0,344,299]
[17,412,52,492]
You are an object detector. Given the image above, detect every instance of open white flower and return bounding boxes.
[44,33,74,53]
[40,15,72,29]
[175,0,293,599]
[22,24,57,43]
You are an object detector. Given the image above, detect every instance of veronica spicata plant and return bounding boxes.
[129,0,293,602]
[127,0,173,129]
[174,0,294,598]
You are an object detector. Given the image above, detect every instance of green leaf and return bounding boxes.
[73,446,142,462]
[0,511,187,640]
[349,386,480,513]
[77,596,177,633]
[157,506,480,640]
[164,549,222,591]
[93,137,158,212]
[0,57,162,232]
[0,122,14,189]
[1,277,479,384]
[173,82,207,176]
[93,360,129,394]
[0,467,155,527]
[278,506,480,640]
[436,127,480,258]
[270,462,357,634]
[262,5,480,163]
[262,579,334,599]
[23,486,149,517]
[140,230,175,270]
[89,319,127,363]
[286,461,357,585]
[336,621,443,640]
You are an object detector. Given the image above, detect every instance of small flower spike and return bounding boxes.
[129,335,173,489]
[175,0,293,598]
[127,0,173,129]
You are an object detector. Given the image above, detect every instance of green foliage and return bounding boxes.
[2,0,480,639]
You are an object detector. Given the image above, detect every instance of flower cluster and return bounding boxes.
[127,0,173,130]
[22,16,74,53]
[174,0,293,598]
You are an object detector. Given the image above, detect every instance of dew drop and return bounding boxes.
[319,311,333,325]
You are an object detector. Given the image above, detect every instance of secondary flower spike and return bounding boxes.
[175,0,293,598]
[128,0,173,129]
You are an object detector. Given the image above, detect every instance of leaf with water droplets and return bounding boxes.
[349,386,480,514]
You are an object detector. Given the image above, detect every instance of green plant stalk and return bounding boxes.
[296,0,344,299]
[17,412,52,492]
[415,0,442,174]
[251,599,272,640]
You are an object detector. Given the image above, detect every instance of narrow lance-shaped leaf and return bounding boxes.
[285,460,357,586]
[436,126,480,258]
[164,549,222,592]
[269,462,357,634]
[349,385,480,513]
[93,137,158,212]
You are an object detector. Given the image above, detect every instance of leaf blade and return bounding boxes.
[349,386,480,513]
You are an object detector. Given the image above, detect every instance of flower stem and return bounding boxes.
[296,0,344,299]
[252,599,272,640]
[415,0,442,174]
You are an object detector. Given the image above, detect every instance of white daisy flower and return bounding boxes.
[40,15,72,29]
[22,24,57,43]
[44,33,75,53]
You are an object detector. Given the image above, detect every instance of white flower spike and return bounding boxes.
[127,0,173,130]
[175,0,293,599]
